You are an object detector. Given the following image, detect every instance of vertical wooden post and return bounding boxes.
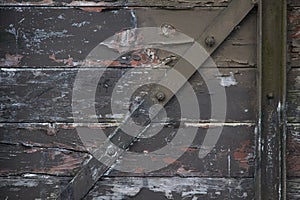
[257,0,287,199]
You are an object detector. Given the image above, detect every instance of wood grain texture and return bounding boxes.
[0,124,255,177]
[0,68,257,123]
[288,0,300,7]
[287,125,300,177]
[0,0,230,7]
[288,6,300,67]
[86,177,254,200]
[0,8,257,68]
[287,178,300,200]
[287,68,300,122]
[0,176,254,200]
[0,175,70,200]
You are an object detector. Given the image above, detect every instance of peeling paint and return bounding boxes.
[0,54,23,67]
[99,177,251,199]
[217,72,238,87]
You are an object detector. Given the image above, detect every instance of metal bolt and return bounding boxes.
[107,146,116,156]
[156,91,165,101]
[205,36,216,47]
[267,92,274,99]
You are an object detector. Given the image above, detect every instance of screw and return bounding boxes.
[205,36,216,47]
[107,146,116,156]
[156,91,165,101]
[267,92,274,99]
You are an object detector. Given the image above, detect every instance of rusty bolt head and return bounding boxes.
[156,92,165,102]
[267,92,274,99]
[205,36,216,47]
[107,146,116,156]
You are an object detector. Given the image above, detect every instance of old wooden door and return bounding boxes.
[0,0,298,199]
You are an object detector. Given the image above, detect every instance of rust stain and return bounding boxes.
[80,7,104,13]
[162,157,177,164]
[233,140,252,171]
[180,147,197,152]
[134,167,144,173]
[49,49,162,67]
[24,148,39,153]
[49,54,74,66]
[0,53,23,67]
[287,155,300,176]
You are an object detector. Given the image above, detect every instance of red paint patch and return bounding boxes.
[80,7,104,13]
[233,140,252,171]
[162,157,177,164]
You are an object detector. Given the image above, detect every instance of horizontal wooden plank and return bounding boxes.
[287,68,300,122]
[0,8,257,68]
[288,6,300,67]
[0,143,89,176]
[86,177,254,200]
[0,124,255,177]
[0,176,254,200]
[0,68,257,122]
[288,0,300,7]
[287,178,300,200]
[0,175,70,200]
[287,125,300,177]
[0,0,230,7]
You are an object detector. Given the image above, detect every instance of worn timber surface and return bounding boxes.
[0,68,257,123]
[287,2,300,199]
[0,0,230,7]
[0,3,259,200]
[288,6,300,67]
[0,124,255,177]
[0,176,254,200]
[287,68,300,122]
[0,8,257,68]
[287,125,300,177]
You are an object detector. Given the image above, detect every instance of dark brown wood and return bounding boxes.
[0,124,256,177]
[287,178,300,200]
[0,176,70,200]
[288,6,300,67]
[288,0,300,7]
[0,176,254,200]
[287,125,300,177]
[86,177,254,200]
[0,143,88,176]
[287,68,300,122]
[0,68,257,123]
[0,0,230,7]
[0,8,257,68]
[0,2,262,199]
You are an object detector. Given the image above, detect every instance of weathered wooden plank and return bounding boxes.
[0,176,253,200]
[0,68,257,122]
[0,0,230,7]
[0,143,89,176]
[0,8,257,68]
[287,68,300,122]
[287,125,300,177]
[288,6,300,67]
[86,177,254,200]
[288,0,300,7]
[0,124,255,177]
[0,175,70,200]
[287,178,300,200]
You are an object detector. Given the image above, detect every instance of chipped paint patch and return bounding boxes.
[184,122,254,127]
[99,177,251,199]
[217,72,238,87]
[71,21,90,28]
[0,54,23,67]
